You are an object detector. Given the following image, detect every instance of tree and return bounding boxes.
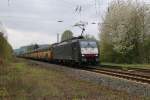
[99,0,150,63]
[61,30,73,41]
[0,32,12,63]
[27,44,39,52]
[84,34,97,41]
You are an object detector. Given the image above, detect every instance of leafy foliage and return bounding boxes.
[99,0,150,63]
[27,44,39,52]
[0,32,12,63]
[61,30,73,41]
[84,34,97,40]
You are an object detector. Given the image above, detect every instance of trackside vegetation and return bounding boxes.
[0,59,147,99]
[61,30,73,41]
[0,32,13,64]
[101,63,150,69]
[99,0,150,64]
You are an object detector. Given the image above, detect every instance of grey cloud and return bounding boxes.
[0,0,110,49]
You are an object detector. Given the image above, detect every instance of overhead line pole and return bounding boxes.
[57,33,59,43]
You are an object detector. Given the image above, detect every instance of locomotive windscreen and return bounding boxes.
[80,41,98,54]
[80,41,97,48]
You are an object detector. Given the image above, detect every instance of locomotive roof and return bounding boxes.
[52,36,85,47]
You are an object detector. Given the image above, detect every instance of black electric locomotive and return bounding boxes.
[52,36,99,65]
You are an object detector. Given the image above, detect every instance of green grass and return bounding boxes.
[101,62,150,69]
[0,59,148,100]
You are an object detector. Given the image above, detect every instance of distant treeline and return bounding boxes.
[0,32,12,64]
[99,0,150,64]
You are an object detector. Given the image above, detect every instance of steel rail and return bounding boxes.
[85,67,150,84]
[100,64,150,73]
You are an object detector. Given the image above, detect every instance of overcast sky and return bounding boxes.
[0,0,149,49]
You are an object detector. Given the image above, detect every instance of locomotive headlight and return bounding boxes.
[82,54,85,57]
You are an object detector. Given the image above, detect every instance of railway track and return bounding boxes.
[85,66,150,84]
[100,64,150,73]
[22,58,150,84]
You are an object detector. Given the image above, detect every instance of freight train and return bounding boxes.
[20,36,100,65]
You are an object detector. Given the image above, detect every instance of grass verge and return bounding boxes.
[101,63,150,69]
[0,59,148,100]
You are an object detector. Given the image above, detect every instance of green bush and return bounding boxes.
[0,33,13,63]
[99,0,150,64]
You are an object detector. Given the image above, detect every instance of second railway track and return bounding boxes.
[85,66,150,84]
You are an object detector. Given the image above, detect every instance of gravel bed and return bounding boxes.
[28,60,150,97]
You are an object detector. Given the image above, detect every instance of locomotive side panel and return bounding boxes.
[52,42,76,61]
[71,41,80,62]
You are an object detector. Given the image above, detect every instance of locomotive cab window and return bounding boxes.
[80,41,99,55]
[80,41,97,48]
